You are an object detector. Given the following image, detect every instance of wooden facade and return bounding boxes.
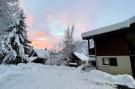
[94,29,129,56]
[82,16,135,78]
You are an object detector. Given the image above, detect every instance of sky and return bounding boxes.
[21,0,135,50]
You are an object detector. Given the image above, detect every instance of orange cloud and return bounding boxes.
[28,31,62,50]
[35,31,45,36]
[31,40,52,49]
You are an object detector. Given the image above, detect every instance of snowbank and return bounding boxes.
[88,70,135,88]
[0,63,134,89]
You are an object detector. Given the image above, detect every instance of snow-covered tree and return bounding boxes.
[0,0,31,64]
[0,0,21,31]
[62,25,74,58]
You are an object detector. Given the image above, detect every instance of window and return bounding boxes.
[102,57,109,65]
[109,58,117,66]
[102,57,118,66]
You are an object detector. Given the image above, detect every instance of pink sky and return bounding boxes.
[22,0,135,49]
[22,0,99,50]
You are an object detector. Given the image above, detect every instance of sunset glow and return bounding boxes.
[22,0,135,49]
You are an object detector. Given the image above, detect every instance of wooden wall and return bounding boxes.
[95,33,129,56]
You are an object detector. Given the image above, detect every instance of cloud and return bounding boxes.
[35,31,45,36]
[25,14,33,27]
[23,0,100,49]
[26,10,93,49]
[31,40,52,49]
[28,30,63,49]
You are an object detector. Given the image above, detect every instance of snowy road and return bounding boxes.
[0,63,134,89]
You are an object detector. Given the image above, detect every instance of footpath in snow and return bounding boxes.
[0,63,134,89]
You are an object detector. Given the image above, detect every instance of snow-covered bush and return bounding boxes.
[0,0,31,64]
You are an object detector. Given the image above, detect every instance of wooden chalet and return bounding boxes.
[82,16,135,78]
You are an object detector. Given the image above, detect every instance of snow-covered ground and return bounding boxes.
[0,63,134,89]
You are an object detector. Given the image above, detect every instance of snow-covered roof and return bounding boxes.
[34,49,49,59]
[72,41,89,55]
[73,52,90,61]
[82,16,135,38]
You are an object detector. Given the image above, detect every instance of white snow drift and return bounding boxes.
[0,63,134,89]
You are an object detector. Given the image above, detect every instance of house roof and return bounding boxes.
[82,16,135,39]
[73,52,90,61]
[34,49,49,59]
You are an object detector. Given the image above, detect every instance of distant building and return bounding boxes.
[29,49,49,64]
[82,16,135,78]
[67,52,96,67]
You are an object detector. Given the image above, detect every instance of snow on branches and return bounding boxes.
[0,0,31,64]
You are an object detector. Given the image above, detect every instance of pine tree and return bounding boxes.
[0,0,31,64]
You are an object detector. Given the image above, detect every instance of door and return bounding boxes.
[130,56,135,78]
